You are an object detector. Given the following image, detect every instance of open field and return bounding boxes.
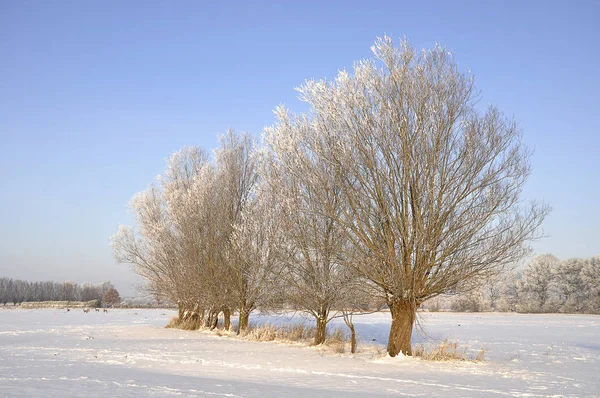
[0,309,598,397]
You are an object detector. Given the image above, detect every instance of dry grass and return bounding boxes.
[166,315,203,331]
[168,317,353,355]
[165,316,180,329]
[241,323,315,342]
[241,323,350,354]
[281,324,315,342]
[242,323,278,341]
[324,327,347,353]
[413,339,485,362]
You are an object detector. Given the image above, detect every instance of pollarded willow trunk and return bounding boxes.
[222,308,231,331]
[237,308,250,334]
[209,309,219,330]
[178,303,185,322]
[387,300,417,357]
[314,309,328,345]
[315,319,327,345]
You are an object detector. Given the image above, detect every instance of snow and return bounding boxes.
[0,309,598,397]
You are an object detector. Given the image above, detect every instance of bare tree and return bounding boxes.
[229,179,288,333]
[112,146,214,325]
[103,288,121,307]
[112,131,259,331]
[81,283,102,303]
[264,122,364,345]
[214,130,258,330]
[59,281,79,302]
[267,36,548,356]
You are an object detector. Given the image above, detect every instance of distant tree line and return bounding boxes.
[0,278,118,306]
[426,254,600,314]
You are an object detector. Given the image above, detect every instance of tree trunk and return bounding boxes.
[314,316,327,345]
[387,300,416,357]
[349,323,357,354]
[209,310,219,330]
[178,303,185,322]
[343,312,357,354]
[237,308,250,334]
[223,308,231,331]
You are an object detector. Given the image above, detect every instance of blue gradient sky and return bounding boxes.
[1,1,598,295]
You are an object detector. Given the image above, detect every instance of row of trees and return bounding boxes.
[0,278,120,307]
[112,37,549,356]
[483,254,599,313]
[430,254,600,314]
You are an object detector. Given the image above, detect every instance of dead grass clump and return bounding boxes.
[231,322,352,355]
[165,316,181,329]
[474,348,486,362]
[328,341,346,354]
[279,324,315,342]
[168,315,203,331]
[323,327,349,354]
[326,327,346,344]
[413,340,485,362]
[181,316,203,330]
[242,323,316,343]
[243,323,278,341]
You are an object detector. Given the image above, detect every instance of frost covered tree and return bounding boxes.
[264,118,367,345]
[554,258,586,312]
[0,278,11,305]
[59,281,79,302]
[482,274,506,311]
[80,283,103,303]
[112,130,262,330]
[229,180,288,333]
[521,254,558,312]
[267,37,548,356]
[581,255,600,313]
[214,130,259,330]
[112,145,213,323]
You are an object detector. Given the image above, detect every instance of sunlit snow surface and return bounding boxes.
[0,309,598,397]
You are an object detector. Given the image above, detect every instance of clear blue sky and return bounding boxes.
[1,1,598,295]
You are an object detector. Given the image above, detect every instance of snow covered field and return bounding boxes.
[0,309,598,397]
